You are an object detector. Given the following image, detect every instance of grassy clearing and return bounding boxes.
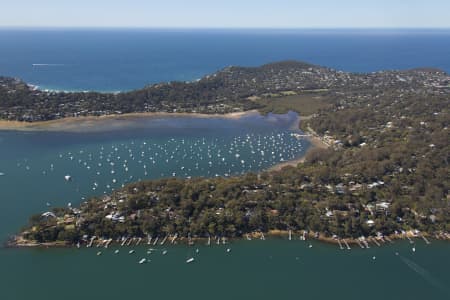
[256,92,332,116]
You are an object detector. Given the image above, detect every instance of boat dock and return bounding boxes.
[171,233,178,244]
[337,239,344,250]
[343,239,351,250]
[356,239,365,248]
[87,236,96,248]
[105,238,113,248]
[384,236,393,243]
[420,234,431,245]
[371,237,381,247]
[301,231,307,241]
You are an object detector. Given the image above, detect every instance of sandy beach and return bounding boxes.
[0,110,259,132]
[268,122,329,172]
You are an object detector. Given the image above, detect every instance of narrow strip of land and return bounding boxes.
[0,110,258,132]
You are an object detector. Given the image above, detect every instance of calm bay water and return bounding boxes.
[0,112,305,240]
[2,239,449,300]
[0,29,449,91]
[0,113,449,300]
[0,29,449,299]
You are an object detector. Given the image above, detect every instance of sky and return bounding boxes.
[1,0,449,28]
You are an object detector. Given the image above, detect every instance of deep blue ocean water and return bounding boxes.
[0,28,449,92]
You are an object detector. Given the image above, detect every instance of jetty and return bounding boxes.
[343,239,351,250]
[171,233,178,244]
[337,239,344,250]
[87,236,96,248]
[371,237,381,247]
[420,234,431,245]
[359,237,370,249]
[104,238,113,248]
[384,236,393,243]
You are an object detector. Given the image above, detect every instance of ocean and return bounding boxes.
[0,29,449,300]
[0,28,449,92]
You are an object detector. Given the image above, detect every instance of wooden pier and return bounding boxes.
[343,239,351,250]
[337,239,344,250]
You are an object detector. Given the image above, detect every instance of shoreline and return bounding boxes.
[267,118,330,172]
[0,108,326,171]
[0,110,259,132]
[7,229,448,249]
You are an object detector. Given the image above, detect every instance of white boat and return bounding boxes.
[129,250,135,254]
[64,175,72,181]
[412,247,416,252]
[114,249,120,254]
[162,250,168,255]
[96,251,102,256]
[0,172,5,176]
[138,258,146,264]
[186,257,194,263]
[226,248,231,253]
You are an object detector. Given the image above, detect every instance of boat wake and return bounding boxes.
[32,64,65,67]
[399,255,449,295]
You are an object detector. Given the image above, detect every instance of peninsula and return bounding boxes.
[4,61,449,247]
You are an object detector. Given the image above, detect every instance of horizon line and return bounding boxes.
[1,26,450,31]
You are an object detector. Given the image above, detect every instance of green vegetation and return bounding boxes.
[256,92,332,115]
[9,61,450,245]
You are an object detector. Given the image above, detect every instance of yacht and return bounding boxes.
[186,257,194,263]
[138,258,147,264]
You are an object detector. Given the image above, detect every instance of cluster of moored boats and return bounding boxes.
[15,132,305,202]
[67,227,439,265]
[88,235,233,264]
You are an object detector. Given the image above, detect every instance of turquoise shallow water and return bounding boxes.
[0,112,449,300]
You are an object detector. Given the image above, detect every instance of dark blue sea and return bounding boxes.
[0,28,449,92]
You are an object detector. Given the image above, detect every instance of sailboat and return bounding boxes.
[186,257,195,263]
